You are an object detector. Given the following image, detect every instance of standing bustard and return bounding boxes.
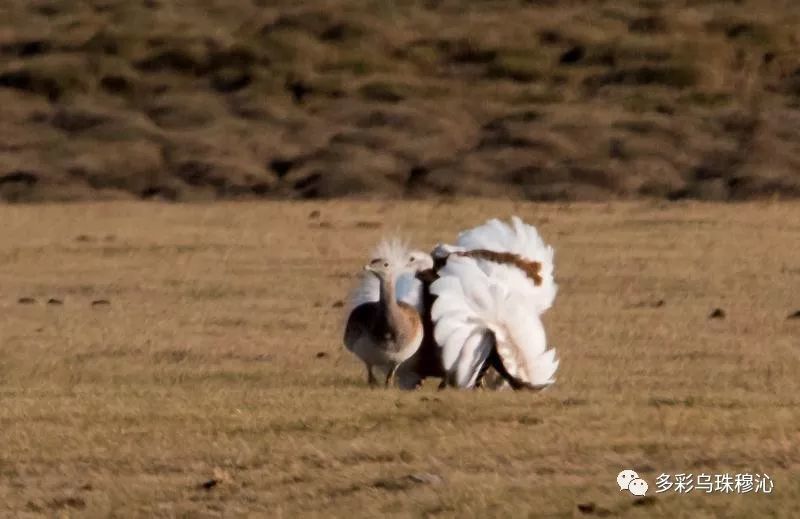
[343,239,432,387]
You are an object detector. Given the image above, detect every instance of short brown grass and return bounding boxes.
[1,200,799,516]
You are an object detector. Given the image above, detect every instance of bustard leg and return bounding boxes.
[437,371,455,390]
[367,365,378,387]
[488,348,528,390]
[385,364,398,388]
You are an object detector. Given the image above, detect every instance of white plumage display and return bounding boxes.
[343,216,559,391]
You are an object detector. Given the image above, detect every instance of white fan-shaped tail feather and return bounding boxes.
[453,332,494,388]
[453,216,557,314]
[430,255,559,388]
[347,237,425,313]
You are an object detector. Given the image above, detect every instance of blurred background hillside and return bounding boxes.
[1,0,799,203]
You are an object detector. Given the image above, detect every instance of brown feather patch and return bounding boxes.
[454,249,543,286]
[398,302,423,332]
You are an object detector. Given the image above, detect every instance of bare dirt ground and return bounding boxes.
[0,200,798,517]
[2,1,800,202]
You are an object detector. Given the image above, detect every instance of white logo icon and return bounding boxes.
[629,478,649,496]
[618,469,648,496]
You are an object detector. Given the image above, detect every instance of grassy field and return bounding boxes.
[1,200,799,517]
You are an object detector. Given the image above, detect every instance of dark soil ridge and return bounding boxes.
[2,1,800,202]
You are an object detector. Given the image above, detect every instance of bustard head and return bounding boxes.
[363,257,394,278]
[407,250,434,271]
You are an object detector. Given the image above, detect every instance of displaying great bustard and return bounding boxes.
[429,216,559,390]
[343,216,559,391]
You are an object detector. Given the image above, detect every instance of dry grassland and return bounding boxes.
[0,200,799,517]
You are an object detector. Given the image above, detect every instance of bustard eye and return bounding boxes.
[383,262,389,268]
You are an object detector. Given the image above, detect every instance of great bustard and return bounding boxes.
[343,239,432,387]
[393,217,560,391]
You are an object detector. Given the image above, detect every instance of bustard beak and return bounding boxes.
[431,244,451,258]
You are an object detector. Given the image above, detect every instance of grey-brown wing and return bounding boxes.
[343,303,376,350]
